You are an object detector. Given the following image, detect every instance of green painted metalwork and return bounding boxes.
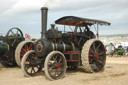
[0,42,8,53]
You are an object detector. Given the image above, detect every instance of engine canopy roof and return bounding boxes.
[55,16,110,26]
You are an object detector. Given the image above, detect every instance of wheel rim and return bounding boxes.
[88,41,106,72]
[20,43,34,61]
[6,27,24,47]
[24,52,42,76]
[47,53,66,80]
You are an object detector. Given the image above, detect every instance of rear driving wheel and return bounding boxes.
[21,50,42,77]
[44,51,67,80]
[81,39,106,72]
[15,41,35,67]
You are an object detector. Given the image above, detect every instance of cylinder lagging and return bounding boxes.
[50,40,75,52]
[35,39,75,56]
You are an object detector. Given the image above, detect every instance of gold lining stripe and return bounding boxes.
[51,41,55,51]
[55,43,57,51]
[7,44,9,51]
[62,41,66,52]
[71,42,75,51]
[54,40,57,51]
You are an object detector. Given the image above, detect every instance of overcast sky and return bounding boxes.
[0,0,127,38]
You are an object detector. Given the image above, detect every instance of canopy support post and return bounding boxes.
[64,23,66,33]
[96,24,99,39]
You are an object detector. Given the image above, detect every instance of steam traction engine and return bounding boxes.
[21,7,110,80]
[0,28,24,67]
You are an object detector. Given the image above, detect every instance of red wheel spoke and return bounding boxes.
[22,49,27,52]
[96,43,101,51]
[89,55,94,57]
[25,45,27,50]
[27,46,29,51]
[96,66,99,71]
[96,59,103,64]
[92,42,96,53]
[95,61,99,68]
[29,44,33,50]
[98,51,104,56]
[89,48,95,54]
[89,58,94,63]
[21,54,24,57]
[21,50,25,54]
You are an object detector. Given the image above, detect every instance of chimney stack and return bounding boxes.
[41,7,48,39]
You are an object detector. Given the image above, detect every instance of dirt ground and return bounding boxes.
[0,56,128,85]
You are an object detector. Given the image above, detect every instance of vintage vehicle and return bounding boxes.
[107,45,125,57]
[15,39,35,67]
[114,45,125,57]
[20,7,110,80]
[0,28,25,67]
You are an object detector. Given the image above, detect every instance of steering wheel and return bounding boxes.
[6,27,24,48]
[74,25,90,49]
[84,25,90,37]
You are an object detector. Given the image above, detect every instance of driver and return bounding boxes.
[89,31,96,39]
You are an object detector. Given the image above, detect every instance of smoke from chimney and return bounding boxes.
[43,0,61,7]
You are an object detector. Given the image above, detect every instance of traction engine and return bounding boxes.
[20,7,110,80]
[0,28,24,67]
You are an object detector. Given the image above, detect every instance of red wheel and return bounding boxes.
[20,43,34,58]
[15,41,35,67]
[81,39,106,72]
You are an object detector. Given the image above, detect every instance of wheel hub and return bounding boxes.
[94,54,99,59]
[56,64,60,69]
